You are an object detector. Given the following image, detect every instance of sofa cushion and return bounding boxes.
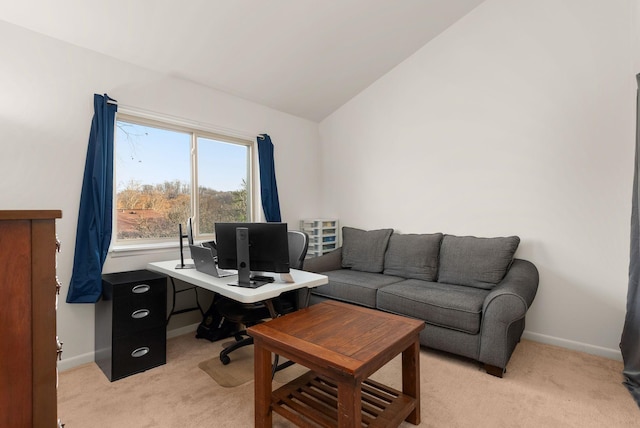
[383,233,443,281]
[438,235,520,289]
[311,269,404,308]
[341,227,393,273]
[377,279,489,334]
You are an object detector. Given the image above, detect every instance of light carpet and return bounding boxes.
[198,341,308,387]
[58,334,640,427]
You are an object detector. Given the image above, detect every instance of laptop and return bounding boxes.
[189,244,236,278]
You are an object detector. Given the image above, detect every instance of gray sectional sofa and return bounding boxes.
[303,227,539,377]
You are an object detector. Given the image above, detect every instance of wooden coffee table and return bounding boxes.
[248,300,425,427]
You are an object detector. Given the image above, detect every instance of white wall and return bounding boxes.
[0,20,322,369]
[319,0,637,359]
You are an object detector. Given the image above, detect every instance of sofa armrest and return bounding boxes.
[484,259,539,315]
[479,259,539,370]
[302,248,342,273]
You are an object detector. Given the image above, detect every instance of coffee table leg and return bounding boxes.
[402,339,421,424]
[254,339,272,428]
[337,380,361,427]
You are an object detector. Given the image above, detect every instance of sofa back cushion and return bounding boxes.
[341,227,393,273]
[383,233,443,281]
[438,235,520,289]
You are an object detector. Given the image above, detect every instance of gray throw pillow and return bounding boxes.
[341,227,393,273]
[383,233,443,281]
[438,235,520,289]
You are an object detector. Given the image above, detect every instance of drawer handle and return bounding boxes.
[131,309,150,319]
[56,336,63,361]
[131,347,150,358]
[132,284,150,294]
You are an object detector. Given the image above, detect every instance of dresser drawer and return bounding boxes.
[110,327,166,381]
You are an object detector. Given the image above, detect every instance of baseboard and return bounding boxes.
[522,331,622,362]
[167,322,200,339]
[59,323,201,373]
[58,352,96,372]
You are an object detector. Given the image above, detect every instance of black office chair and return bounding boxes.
[217,230,309,365]
[287,230,309,270]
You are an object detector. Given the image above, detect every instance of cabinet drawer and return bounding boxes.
[107,277,166,307]
[111,327,166,381]
[103,273,167,336]
[112,302,166,337]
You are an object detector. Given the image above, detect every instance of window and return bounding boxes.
[114,114,253,246]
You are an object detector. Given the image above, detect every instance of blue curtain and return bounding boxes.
[622,73,640,407]
[257,134,282,222]
[66,94,118,303]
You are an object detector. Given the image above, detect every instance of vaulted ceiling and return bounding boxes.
[0,0,484,121]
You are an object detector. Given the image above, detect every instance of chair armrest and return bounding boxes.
[302,248,342,273]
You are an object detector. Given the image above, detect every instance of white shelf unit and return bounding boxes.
[300,219,339,258]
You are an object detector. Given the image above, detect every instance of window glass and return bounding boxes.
[196,136,250,235]
[114,116,252,244]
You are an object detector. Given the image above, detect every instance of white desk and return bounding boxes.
[146,260,328,304]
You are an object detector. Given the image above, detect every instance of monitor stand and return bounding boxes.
[228,227,267,288]
[175,223,194,269]
[280,272,294,283]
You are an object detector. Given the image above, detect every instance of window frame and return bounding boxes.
[110,110,259,255]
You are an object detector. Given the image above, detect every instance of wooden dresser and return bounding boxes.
[0,210,62,427]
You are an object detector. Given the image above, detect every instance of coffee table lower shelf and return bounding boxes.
[271,371,416,428]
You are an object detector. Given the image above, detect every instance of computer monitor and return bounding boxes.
[215,222,290,287]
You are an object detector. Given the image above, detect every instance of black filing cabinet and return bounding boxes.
[96,270,167,381]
